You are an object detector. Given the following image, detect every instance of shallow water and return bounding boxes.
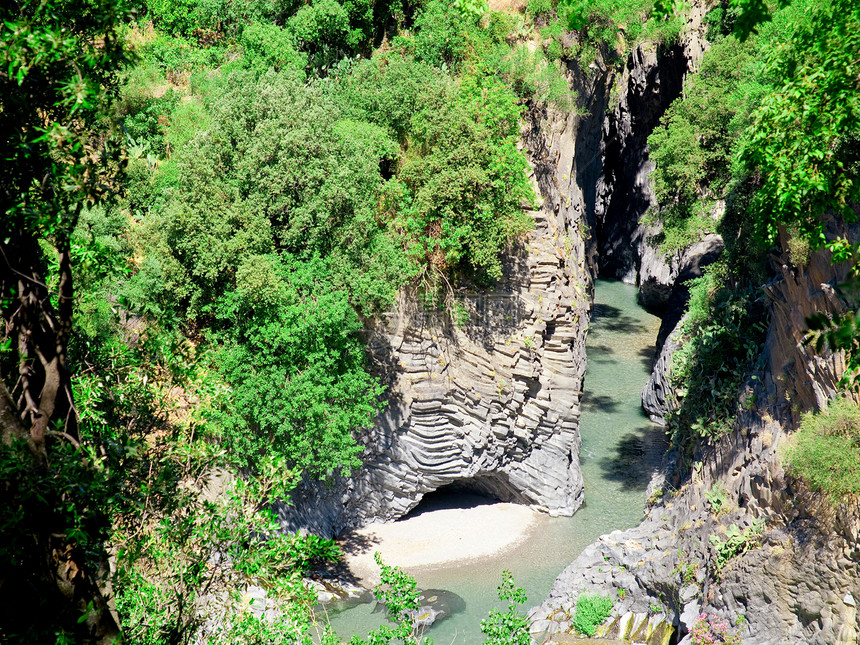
[325,280,663,643]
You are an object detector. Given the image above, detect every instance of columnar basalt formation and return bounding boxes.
[278,79,613,535]
[530,245,860,644]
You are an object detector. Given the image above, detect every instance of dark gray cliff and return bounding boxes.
[529,244,860,644]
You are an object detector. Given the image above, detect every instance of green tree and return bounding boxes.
[0,0,132,640]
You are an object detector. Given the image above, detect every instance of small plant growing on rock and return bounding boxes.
[689,613,742,645]
[571,594,614,637]
[709,520,765,576]
[705,485,730,516]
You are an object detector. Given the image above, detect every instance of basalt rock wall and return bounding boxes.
[278,63,619,536]
[530,238,860,644]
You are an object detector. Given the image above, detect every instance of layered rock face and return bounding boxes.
[529,245,860,644]
[592,2,722,321]
[278,76,618,535]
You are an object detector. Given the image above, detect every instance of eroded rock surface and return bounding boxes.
[278,70,619,535]
[530,245,860,644]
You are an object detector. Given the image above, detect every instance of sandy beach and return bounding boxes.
[339,494,543,585]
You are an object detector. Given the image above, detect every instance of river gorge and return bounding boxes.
[325,280,662,642]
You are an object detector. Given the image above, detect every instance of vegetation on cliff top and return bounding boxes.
[650,0,860,455]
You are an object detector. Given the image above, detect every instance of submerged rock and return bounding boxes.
[373,588,466,628]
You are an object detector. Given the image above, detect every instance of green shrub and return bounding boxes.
[480,42,573,109]
[668,267,768,442]
[240,21,307,73]
[784,397,860,504]
[396,72,534,281]
[558,0,682,50]
[527,0,554,20]
[412,0,473,67]
[572,594,614,637]
[708,521,764,576]
[480,571,530,645]
[333,53,444,142]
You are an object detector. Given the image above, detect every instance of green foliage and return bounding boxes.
[646,32,759,253]
[396,72,535,282]
[0,0,133,638]
[144,0,290,37]
[480,42,573,109]
[138,30,228,74]
[332,53,445,142]
[558,0,683,59]
[527,0,555,20]
[212,256,381,475]
[411,0,474,68]
[114,453,340,644]
[571,594,614,637]
[668,267,768,442]
[807,278,860,388]
[708,520,764,576]
[784,397,860,504]
[240,21,307,73]
[705,485,731,516]
[738,0,860,247]
[480,571,530,645]
[646,0,818,254]
[348,554,428,645]
[453,0,490,19]
[0,437,122,642]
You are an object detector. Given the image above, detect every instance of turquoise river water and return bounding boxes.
[326,280,664,643]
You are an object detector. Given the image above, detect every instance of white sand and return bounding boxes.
[340,500,542,585]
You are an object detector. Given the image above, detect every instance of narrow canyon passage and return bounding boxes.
[326,280,663,642]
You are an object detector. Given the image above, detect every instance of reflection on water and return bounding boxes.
[325,281,662,642]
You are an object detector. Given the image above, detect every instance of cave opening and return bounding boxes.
[399,473,532,521]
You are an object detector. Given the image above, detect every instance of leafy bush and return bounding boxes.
[139,31,228,73]
[558,0,683,53]
[708,521,764,576]
[240,21,307,73]
[480,42,573,109]
[784,397,860,504]
[646,0,815,254]
[646,35,753,253]
[349,554,429,645]
[412,0,474,67]
[738,0,860,246]
[668,268,767,442]
[212,256,381,475]
[396,72,534,282]
[572,594,614,637]
[527,0,555,20]
[332,53,445,142]
[481,571,530,645]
